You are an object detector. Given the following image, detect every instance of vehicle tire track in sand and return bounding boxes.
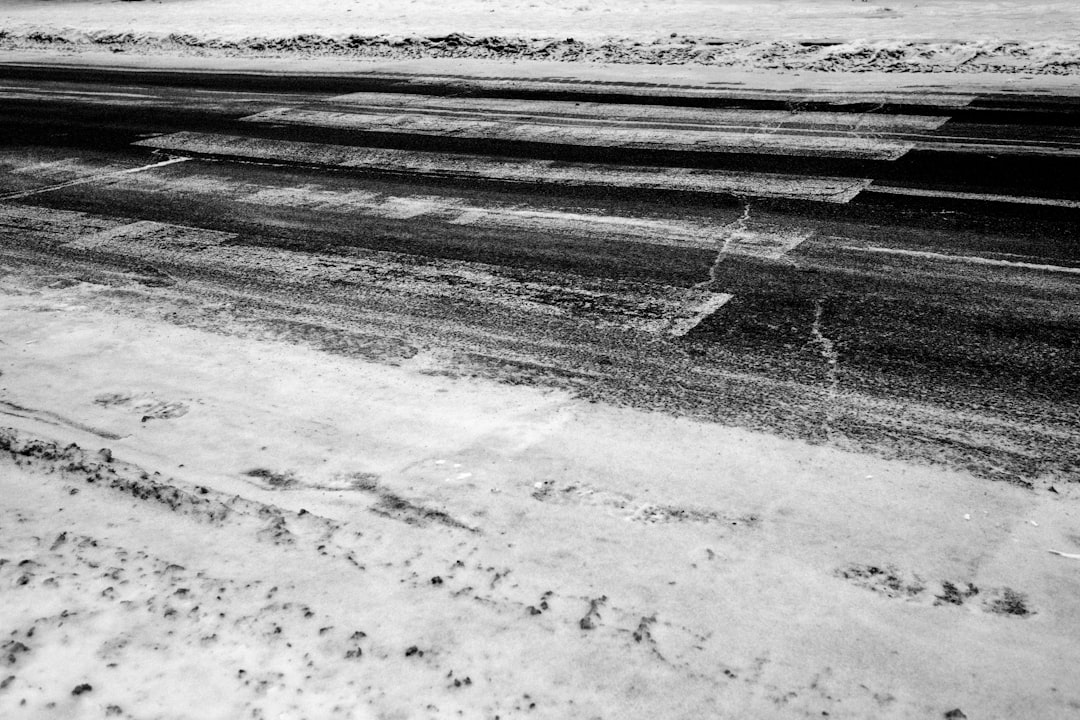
[1,428,765,716]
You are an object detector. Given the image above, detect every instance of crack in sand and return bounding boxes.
[810,298,840,440]
[668,202,751,338]
[0,156,190,201]
[850,102,887,137]
[693,200,751,292]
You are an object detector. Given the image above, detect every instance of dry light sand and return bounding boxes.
[2,0,1078,43]
[1,260,1079,719]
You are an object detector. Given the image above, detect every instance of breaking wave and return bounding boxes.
[2,27,1079,74]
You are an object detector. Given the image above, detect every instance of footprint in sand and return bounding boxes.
[93,392,190,422]
[836,563,1035,616]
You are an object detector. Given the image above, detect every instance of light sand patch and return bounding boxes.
[135,133,873,203]
[325,93,951,133]
[242,107,918,160]
[64,220,235,252]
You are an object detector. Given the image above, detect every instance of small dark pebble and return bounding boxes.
[0,676,14,690]
[3,640,30,664]
[71,683,93,696]
[1048,486,1059,494]
[944,710,967,719]
[405,645,423,657]
[526,606,541,615]
[431,576,443,585]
